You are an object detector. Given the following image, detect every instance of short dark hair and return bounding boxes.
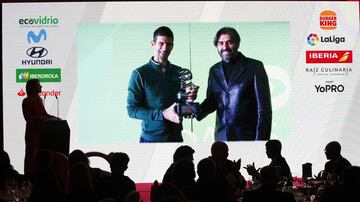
[325,141,341,154]
[213,27,240,47]
[173,145,195,162]
[153,26,174,42]
[110,152,130,171]
[266,139,282,154]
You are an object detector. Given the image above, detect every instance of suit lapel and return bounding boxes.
[228,53,247,89]
[213,63,228,92]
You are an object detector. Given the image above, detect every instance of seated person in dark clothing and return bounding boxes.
[210,141,247,201]
[163,145,195,183]
[68,149,109,194]
[67,161,96,202]
[322,141,351,185]
[243,165,295,202]
[184,157,228,202]
[0,150,24,200]
[245,139,292,182]
[98,152,136,202]
[319,165,360,202]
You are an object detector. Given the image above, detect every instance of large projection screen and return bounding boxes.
[2,1,359,182]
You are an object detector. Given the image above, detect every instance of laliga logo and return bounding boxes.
[320,10,337,30]
[307,34,319,46]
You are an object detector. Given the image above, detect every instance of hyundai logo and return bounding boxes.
[26,46,48,58]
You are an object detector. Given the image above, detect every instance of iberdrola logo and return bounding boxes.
[18,72,30,80]
[307,33,319,46]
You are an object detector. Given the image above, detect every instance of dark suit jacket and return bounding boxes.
[198,52,272,141]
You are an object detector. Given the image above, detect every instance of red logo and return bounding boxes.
[320,10,337,30]
[306,50,352,63]
[18,89,26,96]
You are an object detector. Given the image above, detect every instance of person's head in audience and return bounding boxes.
[265,139,282,159]
[324,141,341,160]
[68,149,89,168]
[197,157,216,182]
[211,141,229,164]
[110,152,130,176]
[260,165,280,188]
[173,145,195,162]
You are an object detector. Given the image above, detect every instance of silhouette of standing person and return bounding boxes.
[22,79,56,176]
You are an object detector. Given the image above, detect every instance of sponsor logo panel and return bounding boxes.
[18,16,59,27]
[17,89,62,97]
[315,81,344,93]
[27,29,47,43]
[16,68,61,82]
[306,50,352,63]
[320,10,337,30]
[307,33,345,46]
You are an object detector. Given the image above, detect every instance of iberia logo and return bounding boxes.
[320,10,337,30]
[306,50,352,63]
[18,89,26,96]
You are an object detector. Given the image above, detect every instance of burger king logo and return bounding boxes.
[320,10,337,30]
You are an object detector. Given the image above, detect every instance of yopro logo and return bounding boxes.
[315,84,344,93]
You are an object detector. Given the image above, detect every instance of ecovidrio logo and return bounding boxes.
[320,10,337,30]
[18,16,59,26]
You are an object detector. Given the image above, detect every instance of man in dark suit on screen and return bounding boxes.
[197,27,272,141]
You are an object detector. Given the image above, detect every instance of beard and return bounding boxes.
[220,49,236,63]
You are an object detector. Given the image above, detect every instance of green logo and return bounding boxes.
[16,68,61,82]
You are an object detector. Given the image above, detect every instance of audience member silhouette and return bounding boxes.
[68,149,107,194]
[319,165,360,202]
[322,141,351,185]
[0,150,22,195]
[171,158,196,192]
[66,161,96,202]
[150,181,188,202]
[97,152,136,202]
[22,79,56,176]
[162,145,195,183]
[242,165,295,202]
[244,139,292,182]
[210,141,246,201]
[184,157,228,202]
[27,167,65,202]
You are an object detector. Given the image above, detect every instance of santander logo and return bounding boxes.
[17,89,62,97]
[18,89,26,96]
